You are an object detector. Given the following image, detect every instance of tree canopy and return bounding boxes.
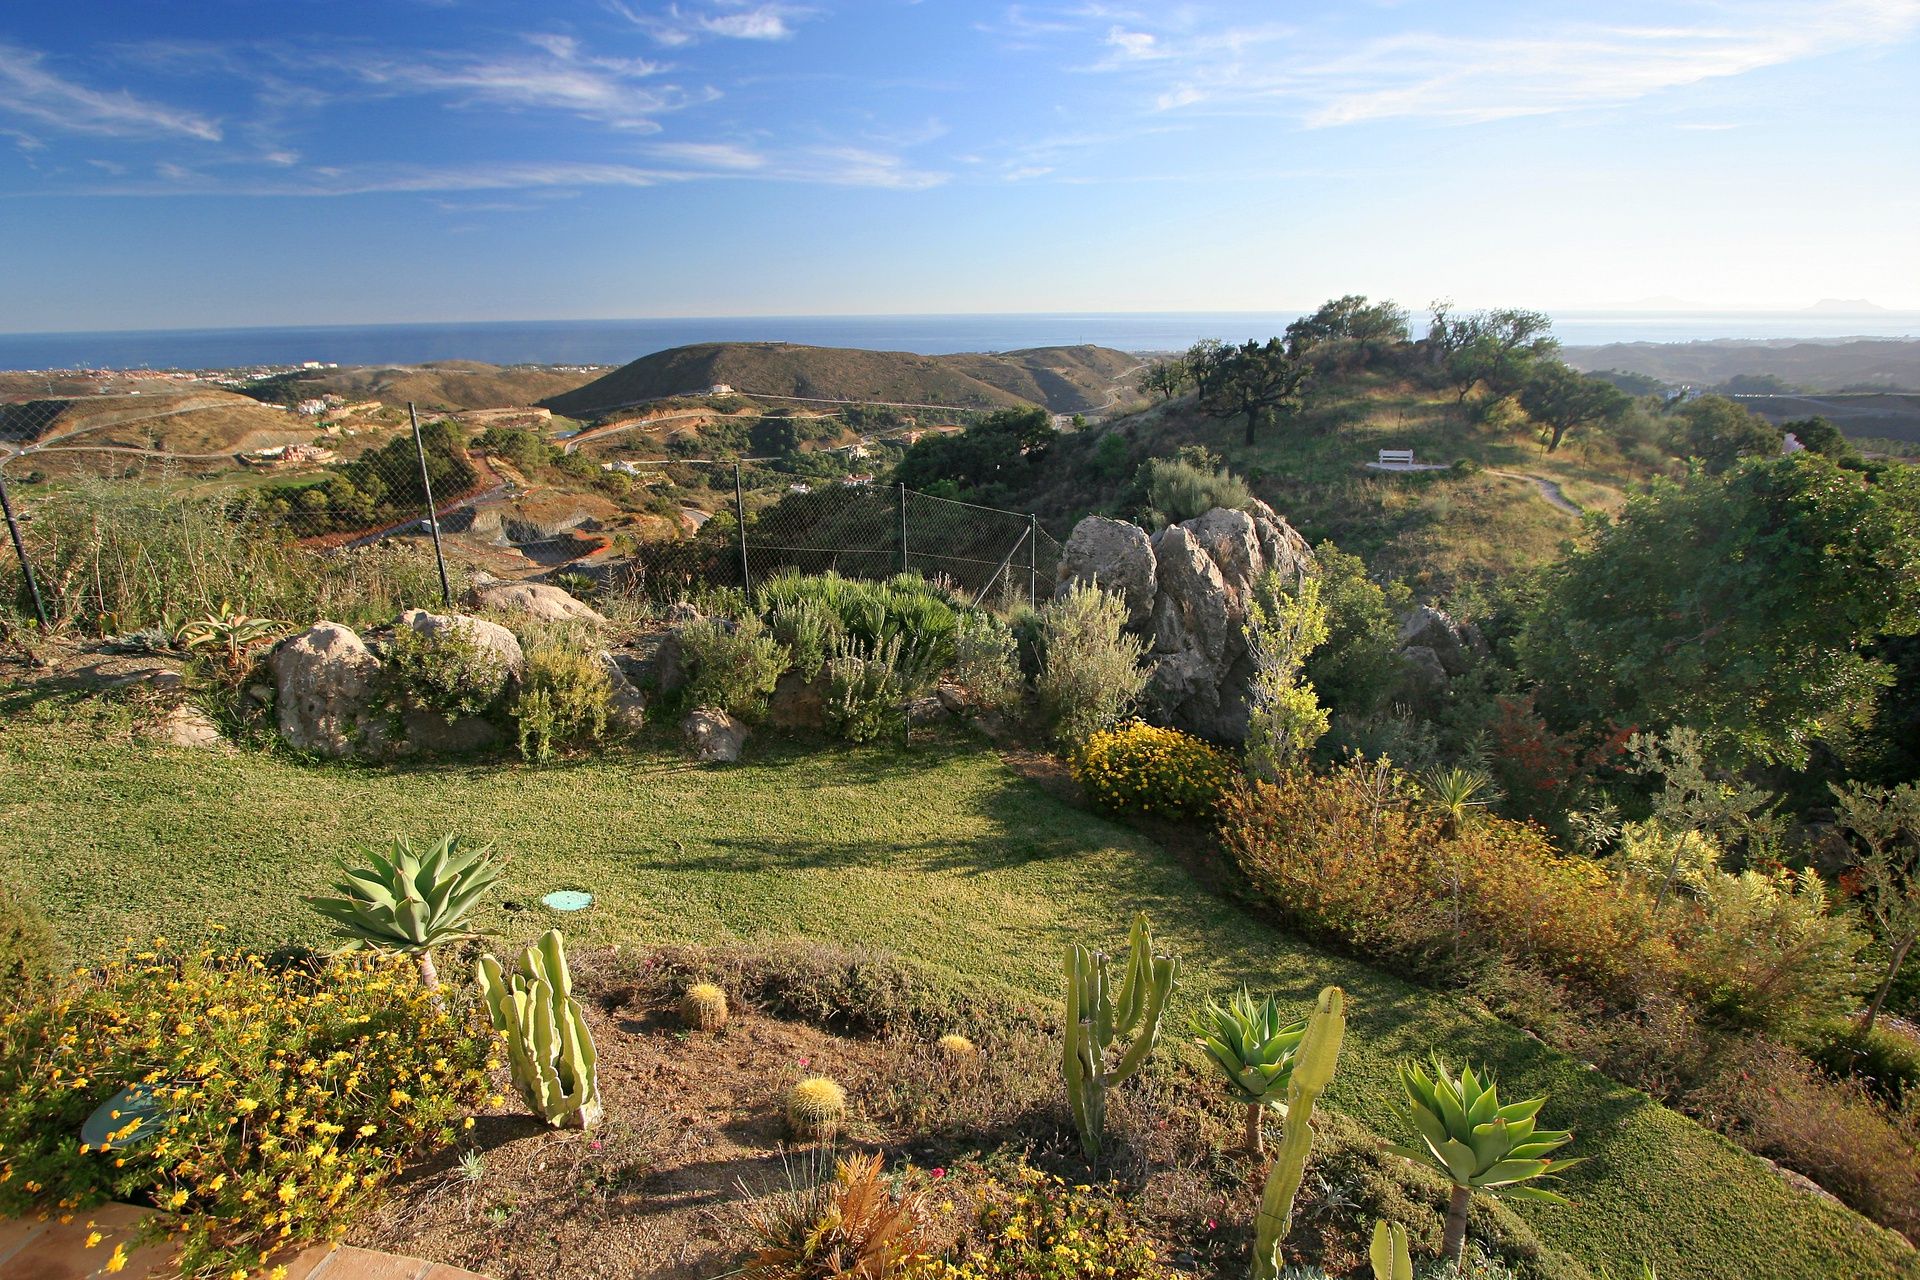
[1675,395,1783,472]
[1428,303,1559,402]
[1518,361,1631,452]
[1198,338,1312,445]
[890,406,1055,498]
[1519,454,1920,768]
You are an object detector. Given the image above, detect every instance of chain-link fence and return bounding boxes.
[601,461,1061,608]
[1,395,1058,630]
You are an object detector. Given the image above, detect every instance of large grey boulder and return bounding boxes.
[1398,605,1473,677]
[767,668,827,731]
[468,580,605,624]
[618,629,686,698]
[683,707,748,763]
[270,622,390,758]
[1398,645,1451,698]
[1055,516,1158,628]
[1057,503,1315,744]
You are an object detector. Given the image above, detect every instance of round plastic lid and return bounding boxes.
[81,1085,171,1149]
[542,889,594,912]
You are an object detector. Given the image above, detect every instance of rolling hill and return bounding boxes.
[539,342,1139,419]
[248,361,599,412]
[0,389,314,463]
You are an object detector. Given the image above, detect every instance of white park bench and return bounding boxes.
[1378,448,1415,465]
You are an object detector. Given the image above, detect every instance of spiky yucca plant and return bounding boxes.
[1389,1055,1581,1266]
[1191,988,1308,1156]
[304,833,502,991]
[174,602,286,671]
[741,1151,927,1280]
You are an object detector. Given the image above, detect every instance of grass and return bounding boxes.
[2,697,1915,1280]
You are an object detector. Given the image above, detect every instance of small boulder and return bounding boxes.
[140,703,225,750]
[270,622,390,758]
[683,707,748,763]
[467,580,606,624]
[767,669,828,731]
[906,694,950,727]
[620,629,686,698]
[934,682,968,715]
[599,651,649,734]
[1398,645,1450,698]
[1055,516,1158,628]
[1398,605,1473,677]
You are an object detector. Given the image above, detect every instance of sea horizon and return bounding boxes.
[2,309,1918,373]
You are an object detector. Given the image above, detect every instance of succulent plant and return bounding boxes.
[680,982,729,1031]
[1368,1221,1412,1280]
[935,1032,977,1060]
[1063,911,1180,1160]
[304,833,501,991]
[174,602,287,670]
[478,928,602,1129]
[1388,1055,1581,1266]
[1192,988,1309,1156]
[1253,985,1345,1280]
[786,1076,847,1140]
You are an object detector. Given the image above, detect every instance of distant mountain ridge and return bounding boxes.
[539,342,1139,419]
[1564,337,1920,391]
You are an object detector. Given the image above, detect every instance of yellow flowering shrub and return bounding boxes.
[1071,721,1237,822]
[913,1164,1173,1280]
[0,946,488,1278]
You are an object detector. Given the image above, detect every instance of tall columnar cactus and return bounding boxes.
[1062,911,1180,1161]
[477,929,602,1130]
[1368,1221,1412,1280]
[1251,985,1345,1280]
[1388,1055,1581,1267]
[1192,988,1309,1156]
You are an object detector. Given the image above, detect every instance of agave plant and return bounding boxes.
[1191,988,1308,1156]
[174,602,287,671]
[304,833,502,991]
[1388,1055,1582,1266]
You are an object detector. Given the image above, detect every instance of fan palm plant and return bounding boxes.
[1388,1055,1581,1266]
[1191,988,1309,1156]
[304,833,502,991]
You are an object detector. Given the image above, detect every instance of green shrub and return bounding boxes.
[1682,868,1865,1037]
[1035,583,1149,745]
[756,572,960,692]
[1138,452,1252,525]
[1072,721,1238,820]
[0,882,57,1012]
[513,642,613,761]
[949,610,1025,715]
[0,947,489,1277]
[383,618,512,719]
[681,614,786,718]
[766,595,842,681]
[824,633,907,743]
[1808,1019,1920,1104]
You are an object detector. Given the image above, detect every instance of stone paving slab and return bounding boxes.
[0,1206,490,1280]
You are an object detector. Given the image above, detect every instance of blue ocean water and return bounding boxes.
[1,311,1917,372]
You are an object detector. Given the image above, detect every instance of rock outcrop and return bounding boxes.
[1055,499,1314,742]
[467,581,606,624]
[683,708,747,763]
[396,609,525,682]
[270,622,391,758]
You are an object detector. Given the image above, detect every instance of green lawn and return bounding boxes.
[2,699,1914,1280]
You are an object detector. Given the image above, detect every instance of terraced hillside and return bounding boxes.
[246,360,598,412]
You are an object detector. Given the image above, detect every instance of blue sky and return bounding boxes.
[2,0,1917,331]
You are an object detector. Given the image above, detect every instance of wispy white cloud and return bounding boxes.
[0,40,222,141]
[1053,0,1920,126]
[337,33,709,132]
[608,1,819,47]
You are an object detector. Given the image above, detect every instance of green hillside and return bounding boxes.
[992,372,1663,594]
[540,341,1137,419]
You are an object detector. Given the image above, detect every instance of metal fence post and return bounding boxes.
[1028,513,1038,610]
[734,462,753,603]
[898,482,909,575]
[408,403,454,607]
[0,467,49,629]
